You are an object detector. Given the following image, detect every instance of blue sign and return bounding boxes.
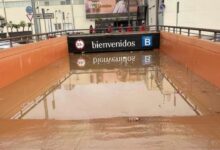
[26,6,33,14]
[142,35,153,47]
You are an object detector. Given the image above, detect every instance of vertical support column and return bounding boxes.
[71,0,75,29]
[128,0,130,25]
[2,0,9,36]
[31,0,39,34]
[156,0,159,31]
[214,32,217,42]
[198,30,201,38]
[176,1,180,26]
[42,8,47,33]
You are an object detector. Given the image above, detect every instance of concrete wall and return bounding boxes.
[160,32,220,88]
[163,0,220,29]
[147,0,220,29]
[73,5,95,30]
[148,0,157,25]
[0,36,68,88]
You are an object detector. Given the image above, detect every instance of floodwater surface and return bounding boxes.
[1,51,220,150]
[8,51,200,120]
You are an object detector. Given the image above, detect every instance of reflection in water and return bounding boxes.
[12,51,199,120]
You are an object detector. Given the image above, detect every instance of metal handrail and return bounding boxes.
[159,25,220,42]
[0,25,219,50]
[160,25,220,33]
[0,25,158,49]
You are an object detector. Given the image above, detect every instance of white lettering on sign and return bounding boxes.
[142,36,153,47]
[91,40,136,49]
[145,38,151,46]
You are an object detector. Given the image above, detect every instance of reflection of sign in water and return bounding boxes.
[93,56,136,64]
[142,55,152,65]
[77,58,86,67]
[69,51,156,70]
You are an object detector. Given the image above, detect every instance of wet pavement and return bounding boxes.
[1,50,220,149]
[1,116,220,150]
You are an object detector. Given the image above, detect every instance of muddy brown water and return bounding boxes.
[1,50,220,149]
[1,50,212,120]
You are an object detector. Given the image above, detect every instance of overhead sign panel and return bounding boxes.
[68,32,160,53]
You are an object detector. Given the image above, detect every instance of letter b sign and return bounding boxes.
[142,36,152,48]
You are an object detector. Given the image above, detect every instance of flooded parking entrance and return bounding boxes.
[10,51,199,120]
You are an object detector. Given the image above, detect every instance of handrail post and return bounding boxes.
[10,39,13,47]
[36,35,39,42]
[198,30,201,38]
[188,29,190,36]
[168,27,170,32]
[46,33,48,39]
[180,28,182,34]
[214,32,217,42]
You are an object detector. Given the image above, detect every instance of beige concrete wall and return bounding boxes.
[148,0,157,25]
[163,0,220,29]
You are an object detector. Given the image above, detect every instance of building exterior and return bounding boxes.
[164,0,220,29]
[147,0,156,25]
[148,0,220,29]
[0,0,94,34]
[1,0,220,35]
[0,0,149,34]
